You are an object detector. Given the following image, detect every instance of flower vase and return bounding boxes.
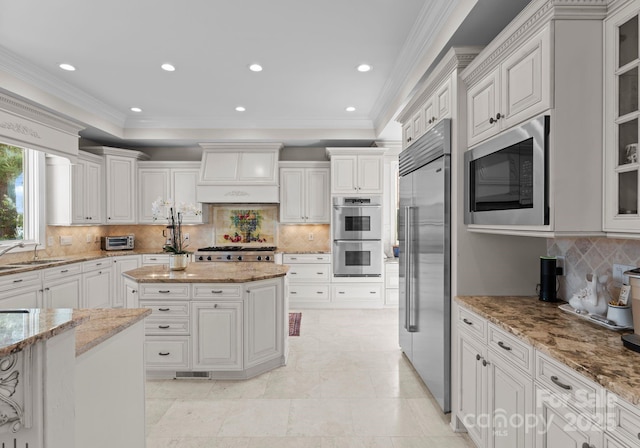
[169,253,189,271]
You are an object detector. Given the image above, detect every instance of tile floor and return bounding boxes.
[145,308,475,447]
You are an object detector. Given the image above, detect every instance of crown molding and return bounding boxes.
[124,116,375,130]
[368,0,460,129]
[461,0,608,86]
[0,91,84,135]
[0,45,126,127]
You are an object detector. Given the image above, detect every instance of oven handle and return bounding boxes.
[405,206,417,332]
[333,204,382,210]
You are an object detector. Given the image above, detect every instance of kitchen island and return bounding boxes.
[0,307,149,448]
[123,262,289,379]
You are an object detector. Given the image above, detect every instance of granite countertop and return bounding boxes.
[123,263,290,283]
[455,296,640,405]
[73,308,151,356]
[0,309,87,357]
[277,251,330,254]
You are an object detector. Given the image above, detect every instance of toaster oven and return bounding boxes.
[101,235,134,251]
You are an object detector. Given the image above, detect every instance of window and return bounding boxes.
[0,142,44,246]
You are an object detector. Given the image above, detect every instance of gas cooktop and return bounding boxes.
[194,246,276,262]
[197,246,276,252]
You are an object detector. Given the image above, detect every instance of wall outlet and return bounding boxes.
[308,233,314,241]
[184,233,190,241]
[556,256,565,275]
[613,264,636,288]
[47,236,54,247]
[86,234,92,243]
[60,236,73,246]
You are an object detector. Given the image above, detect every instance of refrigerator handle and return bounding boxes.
[405,206,417,332]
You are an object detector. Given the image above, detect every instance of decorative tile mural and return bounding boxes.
[547,237,640,302]
[213,206,277,245]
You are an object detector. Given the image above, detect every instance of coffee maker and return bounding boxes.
[539,256,562,302]
[622,268,640,352]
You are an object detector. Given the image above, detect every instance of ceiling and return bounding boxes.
[0,0,531,151]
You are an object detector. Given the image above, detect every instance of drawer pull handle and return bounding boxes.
[13,279,23,283]
[211,290,223,293]
[370,291,376,294]
[158,352,170,356]
[550,376,572,390]
[149,258,157,260]
[290,257,297,260]
[462,318,473,326]
[317,291,323,294]
[497,341,512,351]
[158,290,171,294]
[338,291,345,294]
[158,325,170,329]
[158,308,170,311]
[290,272,297,275]
[317,272,324,275]
[61,269,69,273]
[96,262,103,266]
[317,257,324,260]
[290,291,297,294]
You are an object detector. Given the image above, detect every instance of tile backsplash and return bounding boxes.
[547,237,640,302]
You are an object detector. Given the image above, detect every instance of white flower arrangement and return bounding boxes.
[152,197,202,254]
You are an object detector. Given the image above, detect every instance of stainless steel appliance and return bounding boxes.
[464,114,549,226]
[194,246,275,262]
[332,240,382,277]
[399,118,451,412]
[332,196,382,240]
[101,235,134,251]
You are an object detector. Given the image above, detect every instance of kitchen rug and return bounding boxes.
[289,312,302,336]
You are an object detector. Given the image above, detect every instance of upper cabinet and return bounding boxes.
[402,75,452,149]
[459,0,608,237]
[466,27,551,147]
[326,149,385,195]
[82,146,149,225]
[47,151,104,225]
[604,0,640,234]
[138,162,208,224]
[197,143,283,203]
[279,162,330,224]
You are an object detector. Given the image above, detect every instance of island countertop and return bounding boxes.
[123,262,289,283]
[73,308,151,356]
[455,295,640,405]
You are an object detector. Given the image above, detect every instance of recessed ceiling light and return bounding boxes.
[249,64,263,72]
[130,107,142,113]
[235,106,246,112]
[345,106,356,112]
[59,63,76,71]
[357,64,372,72]
[161,63,176,72]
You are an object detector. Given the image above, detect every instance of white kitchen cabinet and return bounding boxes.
[141,254,170,266]
[244,278,282,369]
[457,328,488,447]
[384,261,399,307]
[191,301,243,371]
[284,254,331,307]
[111,255,140,308]
[606,390,640,448]
[466,26,551,147]
[46,151,104,225]
[279,162,330,224]
[82,259,113,308]
[43,264,82,309]
[0,283,41,308]
[402,75,452,149]
[604,0,640,233]
[326,149,385,195]
[138,162,207,224]
[331,284,383,307]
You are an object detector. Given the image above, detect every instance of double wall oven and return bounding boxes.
[332,196,383,277]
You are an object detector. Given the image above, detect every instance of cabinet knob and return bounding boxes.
[581,444,594,448]
[214,304,218,308]
[482,359,490,367]
[131,290,137,294]
[476,354,481,361]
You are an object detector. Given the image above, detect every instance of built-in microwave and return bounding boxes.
[464,115,550,226]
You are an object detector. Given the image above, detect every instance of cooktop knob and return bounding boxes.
[198,256,204,261]
[207,256,212,261]
[257,256,262,261]
[237,255,243,261]
[265,256,271,261]
[226,255,232,260]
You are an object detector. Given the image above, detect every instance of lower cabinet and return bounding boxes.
[0,284,41,308]
[44,274,82,308]
[111,255,140,308]
[192,301,243,371]
[82,267,112,308]
[245,279,283,368]
[457,331,487,447]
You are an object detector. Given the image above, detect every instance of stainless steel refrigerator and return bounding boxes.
[398,119,451,413]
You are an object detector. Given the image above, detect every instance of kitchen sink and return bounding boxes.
[0,309,29,313]
[7,259,64,266]
[0,266,19,271]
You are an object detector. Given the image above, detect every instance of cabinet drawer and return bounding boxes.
[139,284,190,300]
[0,271,41,292]
[385,263,399,288]
[488,323,534,374]
[140,301,189,317]
[536,352,604,421]
[289,285,330,303]
[283,254,330,264]
[287,264,331,281]
[145,317,190,336]
[82,258,111,272]
[43,263,82,280]
[192,284,242,300]
[142,254,170,265]
[145,337,190,369]
[607,391,640,448]
[332,284,383,301]
[457,306,487,342]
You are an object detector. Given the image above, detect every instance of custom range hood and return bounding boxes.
[196,142,283,203]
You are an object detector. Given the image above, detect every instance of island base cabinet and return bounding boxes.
[145,336,190,370]
[192,302,243,371]
[245,279,283,369]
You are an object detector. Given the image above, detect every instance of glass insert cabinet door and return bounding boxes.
[605,3,640,232]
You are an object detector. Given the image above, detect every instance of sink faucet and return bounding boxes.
[0,242,25,258]
[33,243,39,261]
